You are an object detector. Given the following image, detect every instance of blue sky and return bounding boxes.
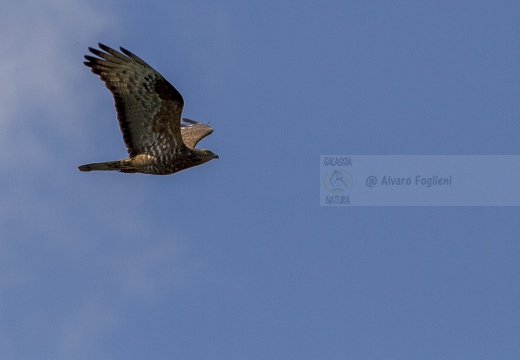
[1,0,520,359]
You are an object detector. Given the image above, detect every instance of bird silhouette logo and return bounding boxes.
[322,169,352,194]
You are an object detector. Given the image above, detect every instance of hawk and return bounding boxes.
[78,43,218,175]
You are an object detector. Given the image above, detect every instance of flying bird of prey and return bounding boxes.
[78,43,218,175]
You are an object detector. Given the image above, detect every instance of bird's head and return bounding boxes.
[195,149,219,164]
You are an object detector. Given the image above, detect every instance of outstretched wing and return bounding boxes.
[180,118,214,149]
[84,43,187,157]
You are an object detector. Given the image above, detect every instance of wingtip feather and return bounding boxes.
[98,43,110,52]
[77,165,91,172]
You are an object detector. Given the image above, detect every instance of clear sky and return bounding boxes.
[1,0,520,359]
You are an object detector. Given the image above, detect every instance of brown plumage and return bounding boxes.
[78,43,218,175]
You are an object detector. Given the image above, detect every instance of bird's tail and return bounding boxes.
[77,160,135,173]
